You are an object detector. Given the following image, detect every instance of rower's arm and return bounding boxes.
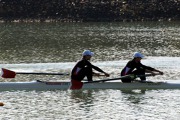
[91,64,110,77]
[145,69,163,75]
[153,69,164,75]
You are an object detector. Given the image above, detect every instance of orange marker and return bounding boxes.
[0,102,4,106]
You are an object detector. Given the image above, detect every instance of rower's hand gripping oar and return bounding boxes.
[1,68,69,78]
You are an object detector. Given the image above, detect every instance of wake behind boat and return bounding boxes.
[0,80,180,91]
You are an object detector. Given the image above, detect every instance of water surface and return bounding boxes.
[0,21,180,119]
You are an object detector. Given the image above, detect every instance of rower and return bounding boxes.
[120,52,163,83]
[70,50,110,89]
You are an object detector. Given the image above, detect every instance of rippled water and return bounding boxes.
[0,22,180,63]
[1,90,180,120]
[0,21,180,119]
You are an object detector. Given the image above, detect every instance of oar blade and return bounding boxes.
[70,80,83,90]
[1,68,16,78]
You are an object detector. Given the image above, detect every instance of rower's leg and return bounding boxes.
[120,74,132,83]
[121,78,132,83]
[132,69,146,81]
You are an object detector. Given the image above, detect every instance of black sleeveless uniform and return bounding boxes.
[71,59,104,81]
[121,59,154,82]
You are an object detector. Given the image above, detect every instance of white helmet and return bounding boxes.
[133,52,144,58]
[82,50,94,56]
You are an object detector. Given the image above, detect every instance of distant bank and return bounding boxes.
[0,0,179,22]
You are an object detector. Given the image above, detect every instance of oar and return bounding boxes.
[70,73,162,89]
[84,73,163,84]
[1,68,69,78]
[84,74,135,83]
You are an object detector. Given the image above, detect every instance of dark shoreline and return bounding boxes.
[0,18,179,23]
[0,0,179,22]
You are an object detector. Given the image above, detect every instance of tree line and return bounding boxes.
[0,0,179,22]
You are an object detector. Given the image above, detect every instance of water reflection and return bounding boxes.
[70,90,96,113]
[70,90,95,102]
[121,89,146,104]
[70,89,147,105]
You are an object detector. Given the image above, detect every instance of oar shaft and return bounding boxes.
[84,73,161,84]
[16,72,69,75]
[84,75,133,84]
[1,68,69,78]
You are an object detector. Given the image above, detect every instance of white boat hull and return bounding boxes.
[0,80,180,91]
[83,80,180,90]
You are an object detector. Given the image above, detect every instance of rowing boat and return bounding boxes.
[0,80,180,91]
[0,68,179,91]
